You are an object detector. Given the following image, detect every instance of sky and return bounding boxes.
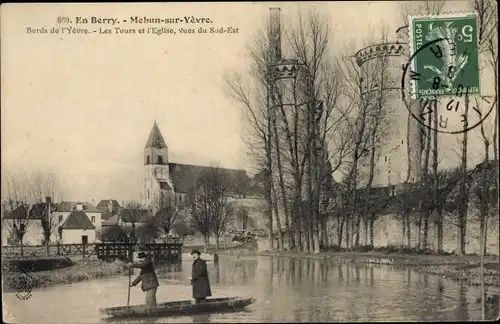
[1,1,493,203]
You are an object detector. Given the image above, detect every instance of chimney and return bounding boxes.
[269,8,282,64]
[108,200,113,213]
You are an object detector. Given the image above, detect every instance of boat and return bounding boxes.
[99,297,255,318]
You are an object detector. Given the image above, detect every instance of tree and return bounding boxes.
[120,201,145,243]
[154,191,180,241]
[2,171,34,257]
[171,220,196,244]
[136,218,159,245]
[28,170,63,255]
[191,165,232,251]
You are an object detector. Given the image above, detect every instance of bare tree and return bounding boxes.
[223,23,274,250]
[192,166,232,252]
[2,171,33,257]
[28,170,63,255]
[171,219,196,244]
[205,167,233,250]
[121,201,145,243]
[153,191,180,241]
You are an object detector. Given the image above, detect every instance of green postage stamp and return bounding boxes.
[409,12,480,99]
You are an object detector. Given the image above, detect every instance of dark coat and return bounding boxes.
[130,259,159,292]
[191,258,212,298]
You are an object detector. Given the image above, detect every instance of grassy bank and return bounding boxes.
[3,258,125,292]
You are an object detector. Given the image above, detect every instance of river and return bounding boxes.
[3,256,499,323]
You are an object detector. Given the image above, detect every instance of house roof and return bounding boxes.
[168,162,250,195]
[56,201,101,213]
[119,208,150,223]
[61,210,96,230]
[102,214,119,226]
[101,211,114,220]
[96,199,121,211]
[145,121,167,148]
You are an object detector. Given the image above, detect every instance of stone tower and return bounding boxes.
[353,26,421,187]
[143,121,173,209]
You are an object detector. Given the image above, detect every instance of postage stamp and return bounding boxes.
[408,12,480,99]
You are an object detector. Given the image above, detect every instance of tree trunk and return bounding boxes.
[417,215,422,250]
[423,209,429,249]
[421,116,432,250]
[435,208,443,253]
[215,235,220,250]
[406,210,411,248]
[338,215,344,248]
[364,213,369,246]
[271,182,284,251]
[480,212,487,320]
[457,96,469,255]
[369,213,375,247]
[20,239,24,257]
[203,234,209,254]
[45,237,50,256]
[402,213,406,246]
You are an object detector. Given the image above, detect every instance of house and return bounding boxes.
[53,201,102,234]
[58,210,96,244]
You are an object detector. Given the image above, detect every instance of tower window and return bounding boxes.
[146,156,150,164]
[147,190,150,199]
[158,156,163,164]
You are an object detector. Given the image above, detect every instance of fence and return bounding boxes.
[2,239,183,264]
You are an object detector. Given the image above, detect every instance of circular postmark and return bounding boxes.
[401,38,495,135]
[13,270,34,300]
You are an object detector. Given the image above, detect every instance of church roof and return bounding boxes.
[159,181,172,190]
[145,121,167,148]
[61,210,96,230]
[168,163,251,195]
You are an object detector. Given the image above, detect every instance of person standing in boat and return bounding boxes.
[124,251,159,309]
[190,249,212,304]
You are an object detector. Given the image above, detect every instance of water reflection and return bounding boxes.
[3,256,499,323]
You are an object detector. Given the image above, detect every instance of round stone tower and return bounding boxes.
[353,27,422,187]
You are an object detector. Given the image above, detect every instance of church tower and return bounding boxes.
[143,121,173,210]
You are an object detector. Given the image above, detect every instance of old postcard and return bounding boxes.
[1,1,498,323]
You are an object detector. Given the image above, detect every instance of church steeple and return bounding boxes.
[145,121,167,149]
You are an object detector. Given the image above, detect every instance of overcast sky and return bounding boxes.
[1,1,491,203]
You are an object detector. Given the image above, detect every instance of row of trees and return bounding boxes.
[2,169,64,256]
[224,0,498,255]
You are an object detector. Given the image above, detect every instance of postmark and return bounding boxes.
[13,269,35,300]
[408,12,480,99]
[401,12,494,135]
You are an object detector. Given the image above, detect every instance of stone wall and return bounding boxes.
[327,208,499,255]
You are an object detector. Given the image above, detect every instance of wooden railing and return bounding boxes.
[3,240,183,263]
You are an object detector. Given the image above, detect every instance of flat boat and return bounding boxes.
[99,297,255,318]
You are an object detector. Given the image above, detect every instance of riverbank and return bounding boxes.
[2,258,125,293]
[218,245,500,287]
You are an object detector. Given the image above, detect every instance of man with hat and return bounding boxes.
[124,251,159,309]
[190,249,212,304]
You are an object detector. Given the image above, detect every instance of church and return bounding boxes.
[142,122,263,230]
